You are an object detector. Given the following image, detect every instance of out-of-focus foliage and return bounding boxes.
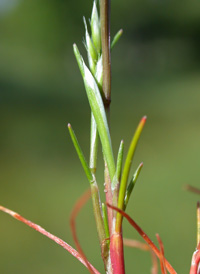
[0,1,200,273]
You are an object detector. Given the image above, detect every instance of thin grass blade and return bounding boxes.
[91,0,101,55]
[90,114,99,175]
[68,124,94,184]
[111,29,123,50]
[124,162,143,209]
[116,140,124,183]
[116,116,146,231]
[83,17,97,74]
[73,44,115,181]
[102,203,110,243]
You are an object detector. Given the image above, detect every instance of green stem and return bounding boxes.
[102,203,110,242]
[68,124,109,266]
[91,183,109,267]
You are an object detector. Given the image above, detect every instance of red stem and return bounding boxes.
[156,234,167,274]
[110,232,125,274]
[107,203,177,274]
[0,205,100,274]
[70,189,95,274]
[190,248,200,274]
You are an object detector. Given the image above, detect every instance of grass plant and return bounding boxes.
[0,1,200,273]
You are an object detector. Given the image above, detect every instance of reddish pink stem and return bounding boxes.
[110,232,125,274]
[156,234,167,274]
[190,247,200,274]
[70,189,95,274]
[107,203,177,274]
[0,205,100,274]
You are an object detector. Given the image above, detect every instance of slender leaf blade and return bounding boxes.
[111,29,123,50]
[116,116,146,232]
[73,44,115,181]
[68,124,94,184]
[124,162,143,209]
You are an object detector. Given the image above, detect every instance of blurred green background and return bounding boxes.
[0,0,200,273]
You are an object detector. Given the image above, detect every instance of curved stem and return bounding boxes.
[0,206,100,274]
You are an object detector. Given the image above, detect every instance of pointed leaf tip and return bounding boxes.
[142,115,147,122]
[111,29,124,50]
[116,116,147,230]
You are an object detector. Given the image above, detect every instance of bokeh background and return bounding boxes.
[1,0,200,273]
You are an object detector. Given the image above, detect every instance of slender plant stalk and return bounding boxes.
[100,0,111,104]
[156,234,167,274]
[1,1,193,273]
[197,201,200,246]
[100,1,126,273]
[70,189,95,274]
[107,204,177,274]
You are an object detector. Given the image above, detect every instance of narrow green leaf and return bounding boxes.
[95,55,103,88]
[116,140,124,182]
[111,140,124,191]
[73,44,84,76]
[91,0,101,54]
[111,29,123,50]
[73,44,116,181]
[116,116,147,232]
[83,17,97,74]
[68,123,94,184]
[124,162,143,210]
[91,184,109,262]
[111,141,124,212]
[102,203,110,240]
[89,114,98,175]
